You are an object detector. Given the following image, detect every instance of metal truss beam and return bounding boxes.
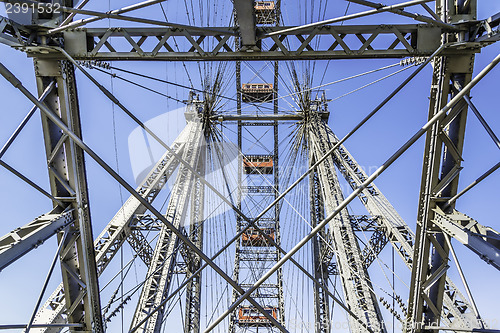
[0,16,34,47]
[12,24,474,61]
[472,12,500,44]
[28,123,190,332]
[205,50,499,329]
[361,227,389,269]
[0,209,73,271]
[1,65,286,332]
[130,117,203,333]
[432,208,500,271]
[310,122,386,333]
[347,0,454,29]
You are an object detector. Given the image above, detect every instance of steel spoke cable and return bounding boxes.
[263,0,436,37]
[102,183,228,319]
[25,225,71,333]
[331,64,415,102]
[307,135,401,302]
[2,58,288,331]
[139,143,370,331]
[242,45,446,240]
[215,125,312,225]
[213,122,369,325]
[204,49,500,332]
[222,61,403,114]
[0,159,63,205]
[158,3,196,90]
[90,66,186,104]
[97,64,284,113]
[357,221,410,291]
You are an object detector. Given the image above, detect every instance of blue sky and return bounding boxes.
[0,1,499,332]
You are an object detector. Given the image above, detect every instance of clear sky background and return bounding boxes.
[0,1,499,332]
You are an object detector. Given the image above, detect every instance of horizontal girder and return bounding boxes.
[7,23,481,61]
[432,207,500,271]
[0,210,73,271]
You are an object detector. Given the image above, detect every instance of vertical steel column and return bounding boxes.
[228,28,243,332]
[319,121,477,328]
[309,151,331,333]
[184,139,206,333]
[273,1,285,325]
[33,58,103,332]
[406,0,477,331]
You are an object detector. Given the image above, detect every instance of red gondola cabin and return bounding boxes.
[241,227,275,246]
[238,306,278,326]
[243,155,274,174]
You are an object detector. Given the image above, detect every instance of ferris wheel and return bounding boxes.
[0,1,499,333]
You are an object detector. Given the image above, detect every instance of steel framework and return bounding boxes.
[0,0,499,332]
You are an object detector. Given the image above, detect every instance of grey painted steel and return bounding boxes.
[130,113,203,332]
[443,233,483,327]
[0,0,498,331]
[204,49,500,332]
[310,123,386,333]
[0,210,73,271]
[247,44,444,239]
[49,0,170,33]
[15,0,228,35]
[233,0,257,49]
[346,0,457,29]
[473,11,500,44]
[463,95,500,149]
[0,62,286,333]
[25,226,70,333]
[445,162,500,208]
[57,47,285,332]
[264,0,435,36]
[407,1,479,330]
[31,58,104,333]
[184,143,206,333]
[0,159,63,205]
[0,16,33,47]
[214,114,303,121]
[15,24,460,61]
[433,208,500,271]
[28,124,190,332]
[309,163,331,333]
[320,123,477,329]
